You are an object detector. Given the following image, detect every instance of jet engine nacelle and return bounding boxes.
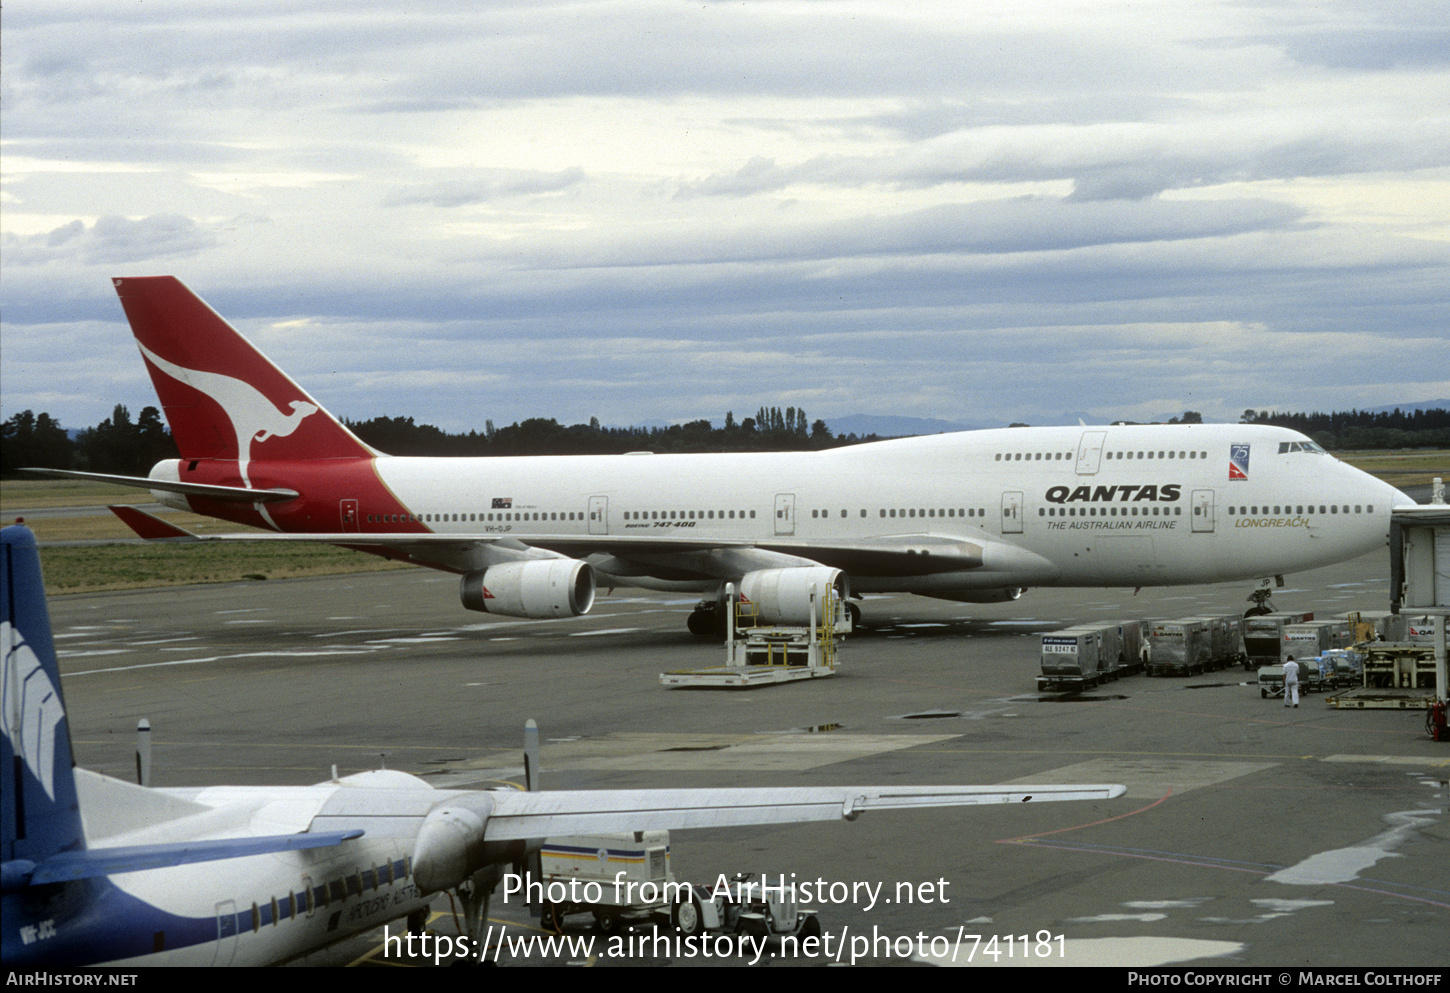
[923,588,1026,604]
[736,566,848,625]
[460,558,596,618]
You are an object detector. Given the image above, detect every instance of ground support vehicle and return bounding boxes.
[1325,687,1440,710]
[1243,611,1315,670]
[1318,649,1365,689]
[1337,610,1407,644]
[671,873,822,942]
[1147,619,1213,676]
[536,832,675,933]
[1360,642,1438,691]
[1258,660,1328,699]
[662,583,845,687]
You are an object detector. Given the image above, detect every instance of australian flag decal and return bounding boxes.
[1229,444,1250,481]
[492,497,513,509]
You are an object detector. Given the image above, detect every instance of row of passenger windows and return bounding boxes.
[626,510,756,520]
[993,450,1209,462]
[1041,506,1182,517]
[369,512,593,523]
[805,507,986,519]
[1230,504,1372,515]
[237,857,411,936]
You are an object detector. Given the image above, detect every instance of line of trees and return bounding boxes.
[343,406,855,458]
[5,404,1447,479]
[2,405,178,477]
[1240,407,1450,450]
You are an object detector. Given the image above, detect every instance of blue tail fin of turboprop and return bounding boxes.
[1,525,85,871]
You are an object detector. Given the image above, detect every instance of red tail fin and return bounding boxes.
[112,277,374,462]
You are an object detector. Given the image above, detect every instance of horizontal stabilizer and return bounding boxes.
[5,829,363,889]
[21,468,298,503]
[109,505,201,541]
[480,784,1126,840]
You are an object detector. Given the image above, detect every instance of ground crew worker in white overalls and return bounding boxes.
[1283,655,1300,708]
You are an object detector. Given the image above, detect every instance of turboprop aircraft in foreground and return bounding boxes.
[29,277,1412,633]
[0,525,1124,966]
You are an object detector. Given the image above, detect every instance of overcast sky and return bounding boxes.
[3,0,1447,435]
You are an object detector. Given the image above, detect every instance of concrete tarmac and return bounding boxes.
[45,550,1449,968]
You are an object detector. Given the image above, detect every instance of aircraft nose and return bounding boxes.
[1386,482,1418,509]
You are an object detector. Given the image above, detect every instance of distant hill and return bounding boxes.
[826,414,981,438]
[1361,400,1450,416]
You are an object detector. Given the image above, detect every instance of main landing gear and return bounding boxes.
[687,600,725,637]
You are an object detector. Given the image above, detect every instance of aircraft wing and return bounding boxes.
[479,783,1125,840]
[407,782,1125,893]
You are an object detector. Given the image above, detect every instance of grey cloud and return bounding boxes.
[4,215,216,267]
[529,196,1307,269]
[1271,27,1450,71]
[388,168,587,208]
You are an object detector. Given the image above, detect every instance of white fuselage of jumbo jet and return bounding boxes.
[362,423,1408,595]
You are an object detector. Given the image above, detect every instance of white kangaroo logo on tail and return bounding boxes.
[137,342,319,495]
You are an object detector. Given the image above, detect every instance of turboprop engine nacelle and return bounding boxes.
[736,566,848,625]
[411,793,526,895]
[460,558,596,618]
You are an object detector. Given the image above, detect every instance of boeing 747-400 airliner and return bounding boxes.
[29,277,1414,634]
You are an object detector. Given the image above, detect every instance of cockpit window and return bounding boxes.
[1277,440,1327,454]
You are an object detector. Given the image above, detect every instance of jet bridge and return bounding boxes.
[1384,481,1448,715]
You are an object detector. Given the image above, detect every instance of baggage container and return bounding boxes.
[1037,628,1103,690]
[1281,621,1352,664]
[1147,619,1213,676]
[1243,611,1314,669]
[1181,614,1246,670]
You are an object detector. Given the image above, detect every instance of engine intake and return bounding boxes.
[460,558,596,618]
[736,566,848,625]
